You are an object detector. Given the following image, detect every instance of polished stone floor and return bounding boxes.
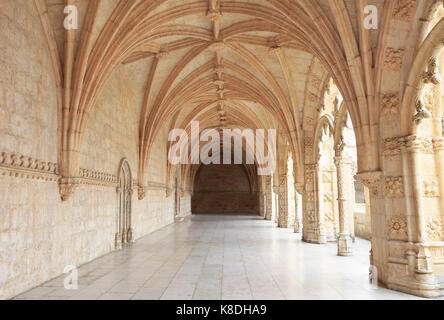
[14,215,428,300]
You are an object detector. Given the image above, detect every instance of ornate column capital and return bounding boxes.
[294,183,305,195]
[355,171,383,196]
[138,186,147,200]
[59,177,81,201]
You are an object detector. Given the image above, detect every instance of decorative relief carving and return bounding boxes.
[59,177,80,201]
[307,210,316,223]
[138,186,147,200]
[426,217,443,241]
[306,191,315,202]
[381,93,400,115]
[311,76,322,89]
[305,137,313,147]
[0,151,58,181]
[393,0,417,21]
[79,168,117,186]
[412,98,432,125]
[399,135,434,154]
[422,57,440,85]
[387,216,408,240]
[382,137,401,156]
[323,191,333,202]
[322,172,332,183]
[308,93,317,103]
[355,171,383,196]
[385,177,405,198]
[423,179,439,198]
[384,48,404,71]
[305,165,316,184]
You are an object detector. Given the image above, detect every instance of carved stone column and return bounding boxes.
[264,176,273,220]
[302,164,326,244]
[398,136,435,286]
[272,185,279,223]
[259,191,265,217]
[334,156,353,256]
[294,183,304,233]
[278,174,289,228]
[355,170,383,269]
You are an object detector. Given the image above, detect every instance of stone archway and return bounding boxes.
[115,159,133,249]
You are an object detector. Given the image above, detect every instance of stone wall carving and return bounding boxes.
[426,217,443,241]
[423,179,440,198]
[384,48,404,71]
[381,93,400,115]
[392,0,417,22]
[0,151,58,181]
[399,135,434,154]
[382,137,402,156]
[355,171,383,196]
[385,177,405,198]
[387,216,408,240]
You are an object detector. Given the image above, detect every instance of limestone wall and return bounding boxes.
[0,1,188,300]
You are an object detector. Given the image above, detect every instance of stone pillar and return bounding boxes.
[335,156,353,256]
[355,171,383,275]
[294,183,304,233]
[302,164,326,244]
[278,174,289,228]
[264,176,273,220]
[259,192,265,217]
[397,136,435,289]
[273,185,279,223]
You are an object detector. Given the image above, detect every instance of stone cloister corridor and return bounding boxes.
[2,0,444,301]
[13,215,425,300]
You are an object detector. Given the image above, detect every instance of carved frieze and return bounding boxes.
[399,135,433,154]
[382,137,401,156]
[0,151,58,181]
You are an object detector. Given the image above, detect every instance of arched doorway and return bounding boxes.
[115,159,133,249]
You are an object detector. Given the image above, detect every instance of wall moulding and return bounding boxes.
[0,151,139,200]
[0,151,58,181]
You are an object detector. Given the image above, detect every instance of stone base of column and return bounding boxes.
[386,275,442,298]
[337,233,353,256]
[294,220,303,233]
[114,233,122,250]
[278,218,289,228]
[303,226,327,244]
